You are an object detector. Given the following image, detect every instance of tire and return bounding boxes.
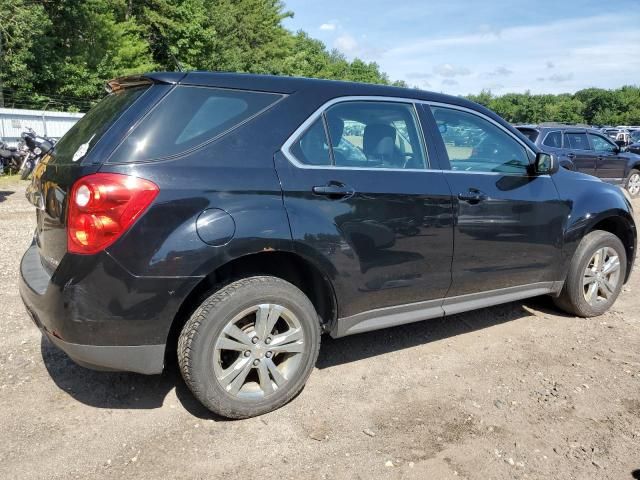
[625,169,640,198]
[553,230,627,317]
[178,276,321,419]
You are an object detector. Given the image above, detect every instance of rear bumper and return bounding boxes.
[42,328,165,374]
[19,241,201,374]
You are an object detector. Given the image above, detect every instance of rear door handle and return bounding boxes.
[312,183,355,199]
[566,153,576,159]
[458,189,487,205]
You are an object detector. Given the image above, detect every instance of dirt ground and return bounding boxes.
[1,178,639,480]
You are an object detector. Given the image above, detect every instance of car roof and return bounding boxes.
[136,70,494,116]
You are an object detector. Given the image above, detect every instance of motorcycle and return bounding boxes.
[18,128,55,180]
[0,139,27,175]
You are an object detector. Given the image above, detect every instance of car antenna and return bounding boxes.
[168,49,183,73]
[154,27,183,72]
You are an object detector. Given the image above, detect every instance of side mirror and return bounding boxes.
[533,152,558,175]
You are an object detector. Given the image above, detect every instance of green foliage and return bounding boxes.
[467,87,640,126]
[0,0,396,111]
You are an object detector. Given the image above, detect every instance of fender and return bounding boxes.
[553,167,637,281]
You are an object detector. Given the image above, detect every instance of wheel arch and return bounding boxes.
[165,250,338,359]
[587,213,636,283]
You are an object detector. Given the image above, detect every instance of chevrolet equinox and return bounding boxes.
[20,72,637,418]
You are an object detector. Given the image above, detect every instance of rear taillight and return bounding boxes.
[67,173,159,254]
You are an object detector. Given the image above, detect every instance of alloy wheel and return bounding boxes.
[582,247,621,306]
[213,304,305,400]
[628,173,640,196]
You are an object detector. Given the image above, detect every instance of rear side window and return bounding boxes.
[109,86,281,163]
[288,100,428,170]
[542,131,562,148]
[290,118,331,166]
[564,132,591,150]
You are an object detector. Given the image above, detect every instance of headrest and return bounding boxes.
[363,124,396,155]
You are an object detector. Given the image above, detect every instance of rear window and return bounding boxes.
[52,87,149,165]
[516,128,539,142]
[108,86,282,163]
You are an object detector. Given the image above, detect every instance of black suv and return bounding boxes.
[20,73,636,418]
[517,124,640,197]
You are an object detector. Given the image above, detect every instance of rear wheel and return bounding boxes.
[625,169,640,198]
[554,230,626,317]
[178,276,320,419]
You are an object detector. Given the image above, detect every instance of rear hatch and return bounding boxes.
[26,76,168,272]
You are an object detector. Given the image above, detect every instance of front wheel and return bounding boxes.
[625,169,640,198]
[178,276,321,419]
[554,230,626,317]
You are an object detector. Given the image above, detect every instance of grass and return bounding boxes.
[0,174,26,188]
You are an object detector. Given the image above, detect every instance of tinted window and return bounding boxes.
[431,107,529,174]
[109,86,281,163]
[517,128,539,142]
[542,131,562,148]
[324,101,427,169]
[290,118,331,166]
[588,133,617,153]
[565,133,591,150]
[53,87,149,165]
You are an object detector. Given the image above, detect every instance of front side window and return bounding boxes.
[588,133,617,153]
[564,132,591,150]
[542,131,562,148]
[431,106,529,174]
[289,100,428,170]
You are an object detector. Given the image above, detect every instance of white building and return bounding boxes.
[0,108,84,147]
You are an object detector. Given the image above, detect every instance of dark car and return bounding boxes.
[516,125,640,198]
[20,73,637,418]
[627,130,640,156]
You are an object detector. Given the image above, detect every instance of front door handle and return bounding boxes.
[312,182,355,199]
[458,189,487,205]
[566,153,576,159]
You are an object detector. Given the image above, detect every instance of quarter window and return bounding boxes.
[290,101,428,169]
[431,106,529,174]
[542,131,562,148]
[109,86,281,163]
[564,133,591,150]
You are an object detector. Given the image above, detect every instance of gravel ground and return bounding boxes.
[1,178,639,480]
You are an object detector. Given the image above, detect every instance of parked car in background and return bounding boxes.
[627,130,640,156]
[20,73,637,418]
[516,124,640,197]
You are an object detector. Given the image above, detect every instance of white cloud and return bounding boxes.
[320,23,336,31]
[376,13,640,94]
[433,63,471,77]
[334,34,359,55]
[487,66,513,77]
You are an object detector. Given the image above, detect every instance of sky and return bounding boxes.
[282,0,640,95]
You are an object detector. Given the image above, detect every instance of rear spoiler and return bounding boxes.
[105,72,187,93]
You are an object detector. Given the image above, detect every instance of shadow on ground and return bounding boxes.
[0,190,14,202]
[40,295,566,418]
